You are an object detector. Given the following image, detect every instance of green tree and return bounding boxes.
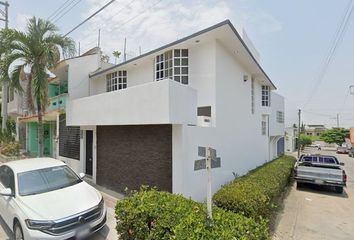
[112,50,121,64]
[1,17,75,156]
[0,29,15,130]
[320,128,349,146]
[299,134,312,149]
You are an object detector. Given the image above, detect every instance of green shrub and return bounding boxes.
[1,142,20,156]
[213,155,296,219]
[116,187,270,240]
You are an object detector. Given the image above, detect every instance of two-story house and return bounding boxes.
[8,48,110,173]
[66,20,285,201]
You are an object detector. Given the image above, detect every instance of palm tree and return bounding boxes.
[1,17,75,157]
[112,50,121,64]
[0,28,14,130]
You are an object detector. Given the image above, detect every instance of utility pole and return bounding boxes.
[297,109,301,159]
[0,1,9,130]
[97,29,101,48]
[336,113,340,128]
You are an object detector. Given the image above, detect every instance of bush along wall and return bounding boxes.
[115,187,270,240]
[213,155,296,220]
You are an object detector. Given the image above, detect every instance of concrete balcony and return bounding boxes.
[66,80,197,126]
[48,94,68,112]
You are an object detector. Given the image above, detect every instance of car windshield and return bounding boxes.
[18,165,82,196]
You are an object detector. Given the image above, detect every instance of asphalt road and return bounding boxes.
[273,149,354,240]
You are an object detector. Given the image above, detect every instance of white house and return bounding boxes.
[66,20,285,201]
[8,48,111,173]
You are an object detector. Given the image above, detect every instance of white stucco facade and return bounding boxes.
[66,20,285,201]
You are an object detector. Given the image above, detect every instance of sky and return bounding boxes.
[3,0,354,128]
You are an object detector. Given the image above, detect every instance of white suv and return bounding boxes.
[0,158,106,240]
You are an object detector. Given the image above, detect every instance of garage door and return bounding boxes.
[96,125,172,193]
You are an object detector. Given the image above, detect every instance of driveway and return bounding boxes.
[0,183,118,240]
[273,149,354,240]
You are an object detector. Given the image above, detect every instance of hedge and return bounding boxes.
[116,187,270,240]
[213,155,296,219]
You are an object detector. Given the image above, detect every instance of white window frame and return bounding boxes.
[261,85,270,107]
[154,49,189,84]
[276,111,284,123]
[262,121,267,135]
[106,70,127,92]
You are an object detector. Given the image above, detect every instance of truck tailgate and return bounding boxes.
[297,166,343,182]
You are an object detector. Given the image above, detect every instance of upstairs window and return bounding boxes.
[261,86,270,106]
[106,70,127,92]
[155,49,189,84]
[276,111,284,123]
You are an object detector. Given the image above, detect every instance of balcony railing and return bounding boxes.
[48,94,68,112]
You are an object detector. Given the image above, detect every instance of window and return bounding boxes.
[0,166,15,193]
[174,49,189,84]
[155,49,189,84]
[18,166,82,196]
[106,70,127,92]
[59,114,80,160]
[156,50,173,81]
[261,85,270,106]
[276,111,284,123]
[251,78,255,114]
[197,106,211,117]
[261,121,267,135]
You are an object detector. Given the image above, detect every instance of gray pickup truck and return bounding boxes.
[294,154,347,193]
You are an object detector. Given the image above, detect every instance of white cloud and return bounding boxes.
[75,0,281,61]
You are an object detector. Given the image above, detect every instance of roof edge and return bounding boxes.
[89,20,277,89]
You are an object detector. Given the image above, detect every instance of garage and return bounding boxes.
[96,125,172,193]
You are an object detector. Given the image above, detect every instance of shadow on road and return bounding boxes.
[296,183,348,198]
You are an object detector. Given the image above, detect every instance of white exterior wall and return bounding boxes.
[67,80,197,126]
[68,37,284,202]
[68,54,101,100]
[173,41,271,201]
[61,53,101,173]
[269,92,285,137]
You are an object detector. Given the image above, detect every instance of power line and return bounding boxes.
[64,0,116,37]
[303,0,354,107]
[48,0,75,21]
[104,0,164,35]
[77,0,164,53]
[52,0,83,24]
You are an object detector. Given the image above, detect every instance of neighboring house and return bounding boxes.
[285,126,298,152]
[304,124,327,137]
[8,48,111,173]
[65,20,285,201]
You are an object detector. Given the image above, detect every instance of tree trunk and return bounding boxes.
[37,101,44,157]
[1,82,8,130]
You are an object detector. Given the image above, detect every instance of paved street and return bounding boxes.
[273,149,354,240]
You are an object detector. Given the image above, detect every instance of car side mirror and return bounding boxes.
[0,188,13,197]
[79,173,85,179]
[340,162,345,166]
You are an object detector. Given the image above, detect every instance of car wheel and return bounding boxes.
[335,186,343,194]
[296,182,303,189]
[14,221,24,240]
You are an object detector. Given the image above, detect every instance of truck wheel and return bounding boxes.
[296,182,303,189]
[335,186,343,194]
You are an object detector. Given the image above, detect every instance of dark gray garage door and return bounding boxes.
[96,125,172,193]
